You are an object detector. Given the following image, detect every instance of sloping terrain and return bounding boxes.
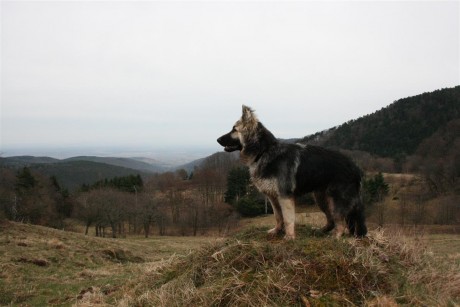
[0,158,153,192]
[63,156,168,173]
[0,156,60,166]
[1,219,458,306]
[300,86,460,158]
[0,221,213,306]
[31,160,150,192]
[116,226,459,306]
[0,156,61,167]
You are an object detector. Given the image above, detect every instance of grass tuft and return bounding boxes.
[118,225,459,306]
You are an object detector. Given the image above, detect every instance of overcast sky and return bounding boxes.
[1,0,459,159]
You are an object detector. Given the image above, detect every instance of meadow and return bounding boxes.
[0,212,458,306]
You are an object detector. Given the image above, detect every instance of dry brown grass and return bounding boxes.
[239,210,327,231]
[351,229,460,305]
[113,225,459,306]
[1,214,459,306]
[0,220,213,306]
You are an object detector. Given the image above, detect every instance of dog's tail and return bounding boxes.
[346,196,367,237]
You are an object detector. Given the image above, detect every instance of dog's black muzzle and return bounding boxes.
[217,131,242,152]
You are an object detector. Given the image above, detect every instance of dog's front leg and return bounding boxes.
[279,197,296,240]
[267,196,284,237]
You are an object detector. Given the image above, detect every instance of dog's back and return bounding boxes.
[294,145,362,196]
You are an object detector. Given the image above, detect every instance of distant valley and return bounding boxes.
[2,85,458,192]
[0,155,208,192]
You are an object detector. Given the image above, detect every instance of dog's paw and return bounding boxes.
[321,223,335,233]
[283,234,296,241]
[267,227,282,238]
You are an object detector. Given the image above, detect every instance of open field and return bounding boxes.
[0,221,215,306]
[1,212,459,306]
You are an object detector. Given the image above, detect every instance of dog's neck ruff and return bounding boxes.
[240,123,278,166]
[253,147,268,163]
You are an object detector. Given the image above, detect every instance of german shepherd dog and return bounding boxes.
[217,106,367,240]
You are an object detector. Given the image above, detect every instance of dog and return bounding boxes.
[217,105,367,240]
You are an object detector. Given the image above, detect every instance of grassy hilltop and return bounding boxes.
[1,216,459,306]
[0,221,212,306]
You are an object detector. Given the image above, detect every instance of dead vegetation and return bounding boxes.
[1,218,459,306]
[0,220,212,306]
[115,226,459,306]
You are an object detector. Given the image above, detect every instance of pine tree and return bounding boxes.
[224,166,250,204]
[363,172,389,204]
[15,167,37,191]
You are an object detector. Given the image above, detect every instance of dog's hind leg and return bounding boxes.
[314,191,335,233]
[347,196,367,237]
[267,196,284,237]
[326,196,347,238]
[279,196,296,240]
[345,210,356,235]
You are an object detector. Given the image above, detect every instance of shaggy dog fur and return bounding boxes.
[217,106,367,240]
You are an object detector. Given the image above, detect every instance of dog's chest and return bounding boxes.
[249,166,278,196]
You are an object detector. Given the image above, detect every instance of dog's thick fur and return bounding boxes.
[217,105,367,240]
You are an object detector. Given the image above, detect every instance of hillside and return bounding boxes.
[0,158,151,192]
[121,227,459,306]
[0,156,163,191]
[300,86,460,158]
[1,220,458,306]
[0,221,211,306]
[178,151,240,173]
[30,161,151,192]
[0,156,60,166]
[175,156,207,173]
[63,156,168,173]
[0,155,167,173]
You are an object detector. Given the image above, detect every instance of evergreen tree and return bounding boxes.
[224,166,268,216]
[235,186,267,217]
[224,166,250,204]
[15,167,37,191]
[363,172,389,204]
[84,174,143,193]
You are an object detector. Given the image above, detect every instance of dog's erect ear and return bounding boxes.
[242,105,257,123]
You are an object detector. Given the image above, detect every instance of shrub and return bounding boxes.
[236,195,267,217]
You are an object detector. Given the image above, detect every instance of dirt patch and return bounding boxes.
[100,248,144,263]
[16,257,49,267]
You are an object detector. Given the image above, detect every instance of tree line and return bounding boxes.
[0,152,242,237]
[317,86,460,158]
[1,148,458,236]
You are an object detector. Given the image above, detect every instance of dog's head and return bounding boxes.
[217,105,258,152]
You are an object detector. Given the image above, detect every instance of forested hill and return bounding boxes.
[0,158,153,192]
[299,86,460,158]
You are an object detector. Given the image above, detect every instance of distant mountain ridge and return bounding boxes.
[32,161,152,192]
[0,155,168,171]
[0,154,214,191]
[0,156,167,192]
[2,86,458,191]
[299,86,460,158]
[0,156,60,165]
[63,156,168,173]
